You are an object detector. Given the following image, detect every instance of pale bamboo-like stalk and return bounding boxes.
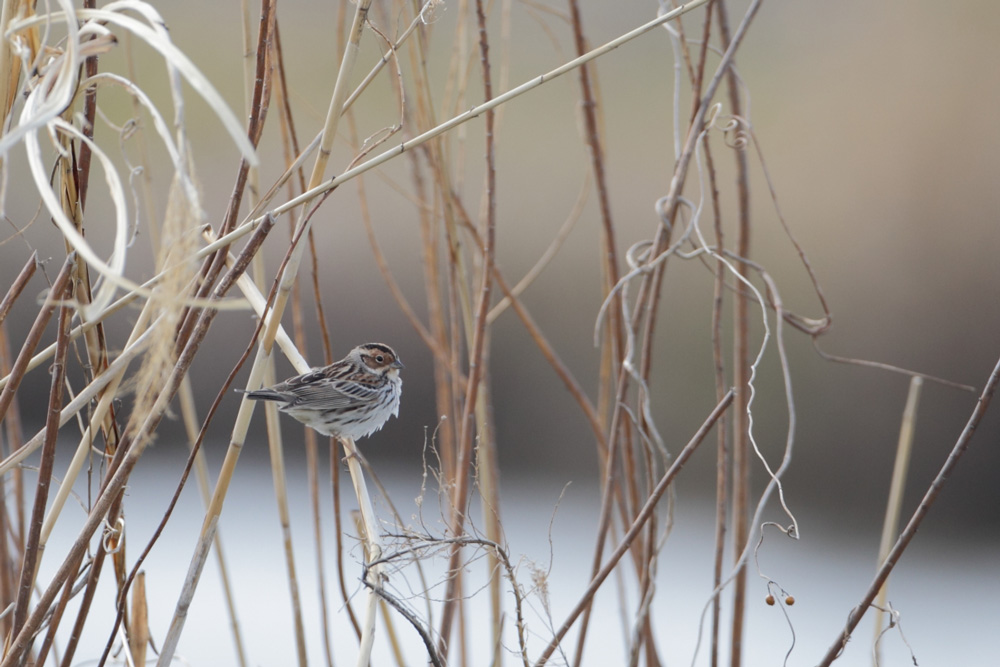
[261,359,310,667]
[129,572,149,667]
[304,0,371,190]
[155,325,297,667]
[437,0,500,654]
[158,1,373,662]
[341,435,384,667]
[176,377,249,667]
[271,23,340,660]
[871,376,922,665]
[240,7,308,661]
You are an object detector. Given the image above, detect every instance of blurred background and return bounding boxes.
[1,0,997,664]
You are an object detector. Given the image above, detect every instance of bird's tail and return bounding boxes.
[237,388,288,402]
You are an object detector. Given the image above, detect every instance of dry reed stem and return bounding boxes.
[176,377,249,667]
[128,572,149,667]
[277,19,360,644]
[872,376,921,664]
[563,0,630,657]
[242,13,308,656]
[818,356,1000,666]
[8,273,73,641]
[536,389,734,666]
[305,0,371,190]
[436,0,499,655]
[261,359,310,667]
[706,139,728,667]
[269,25,337,658]
[341,435,384,667]
[711,0,754,661]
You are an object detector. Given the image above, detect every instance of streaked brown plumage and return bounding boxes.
[241,343,403,440]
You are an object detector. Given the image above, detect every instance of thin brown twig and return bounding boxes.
[563,5,628,657]
[536,389,735,666]
[0,253,76,426]
[705,136,728,667]
[437,0,498,656]
[716,0,753,660]
[0,252,37,327]
[8,271,73,641]
[817,355,1000,666]
[76,0,99,213]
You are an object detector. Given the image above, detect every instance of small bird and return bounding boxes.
[241,343,403,441]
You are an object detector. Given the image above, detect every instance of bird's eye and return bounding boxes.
[376,355,385,363]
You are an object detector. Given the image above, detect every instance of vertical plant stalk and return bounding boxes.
[705,138,728,667]
[574,0,755,657]
[871,376,922,665]
[272,19,340,660]
[241,8,308,666]
[713,1,753,661]
[342,436,384,667]
[818,357,1000,667]
[304,0,371,191]
[129,572,149,667]
[563,0,629,657]
[437,0,499,657]
[176,378,249,667]
[7,272,73,644]
[76,0,98,211]
[565,0,625,395]
[0,328,23,645]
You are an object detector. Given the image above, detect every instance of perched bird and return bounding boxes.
[241,343,403,440]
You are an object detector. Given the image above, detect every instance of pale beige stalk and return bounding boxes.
[872,376,922,665]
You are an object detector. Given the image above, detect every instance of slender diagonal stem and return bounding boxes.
[817,357,1000,666]
[535,390,734,666]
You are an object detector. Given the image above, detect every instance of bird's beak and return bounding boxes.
[393,359,405,369]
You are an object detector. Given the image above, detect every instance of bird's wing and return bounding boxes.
[281,373,384,409]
